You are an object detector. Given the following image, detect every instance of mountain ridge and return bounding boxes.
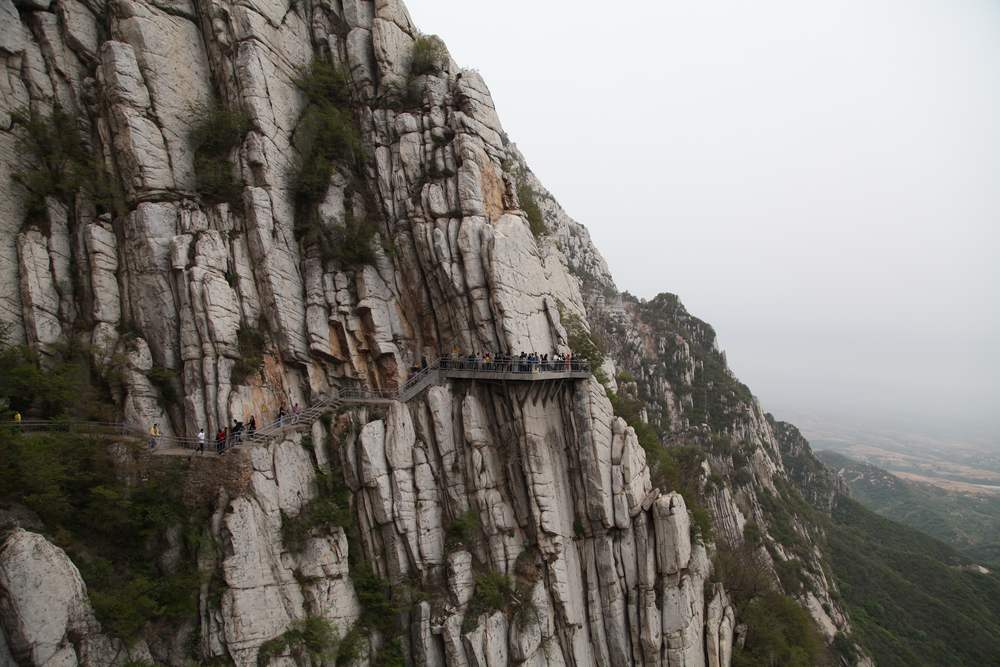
[0,1,974,665]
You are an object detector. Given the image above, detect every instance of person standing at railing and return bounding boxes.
[277,404,287,427]
[196,428,205,454]
[148,423,161,450]
[291,403,301,423]
[12,411,21,432]
[247,415,256,440]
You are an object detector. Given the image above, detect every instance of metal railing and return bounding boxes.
[4,356,592,451]
[435,356,591,375]
[7,419,207,449]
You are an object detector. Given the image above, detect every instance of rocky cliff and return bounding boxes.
[0,0,860,664]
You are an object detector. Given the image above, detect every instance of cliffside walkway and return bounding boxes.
[9,357,590,455]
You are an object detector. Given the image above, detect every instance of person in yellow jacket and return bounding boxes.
[148,423,161,449]
[13,411,21,424]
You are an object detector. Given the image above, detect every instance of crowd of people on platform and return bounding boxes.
[409,349,581,378]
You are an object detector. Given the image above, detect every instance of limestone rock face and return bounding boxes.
[0,529,149,666]
[0,0,855,663]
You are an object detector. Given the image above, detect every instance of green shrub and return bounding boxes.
[281,474,352,551]
[560,309,605,374]
[731,592,828,667]
[10,106,119,218]
[257,616,337,666]
[0,337,209,644]
[689,503,714,541]
[517,183,546,238]
[445,509,480,548]
[743,521,763,546]
[188,103,250,204]
[371,638,405,667]
[351,563,400,634]
[296,60,352,107]
[0,341,118,422]
[410,35,448,76]
[335,626,365,666]
[231,324,267,385]
[291,60,363,209]
[193,154,243,204]
[189,104,251,157]
[0,428,205,641]
[292,105,363,206]
[147,365,179,406]
[327,209,377,267]
[469,572,516,616]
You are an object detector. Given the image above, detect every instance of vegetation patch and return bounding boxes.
[0,426,208,641]
[826,497,1000,667]
[189,102,251,204]
[10,106,120,219]
[327,209,378,267]
[281,467,352,552]
[517,182,546,238]
[731,591,829,667]
[257,616,337,666]
[444,509,480,549]
[231,324,267,385]
[348,562,404,650]
[292,105,363,206]
[147,365,179,406]
[560,308,607,380]
[290,59,379,269]
[292,60,363,208]
[410,35,448,76]
[712,541,830,667]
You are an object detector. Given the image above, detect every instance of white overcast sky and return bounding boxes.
[404,0,1000,443]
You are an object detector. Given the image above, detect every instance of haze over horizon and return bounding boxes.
[407,0,1000,445]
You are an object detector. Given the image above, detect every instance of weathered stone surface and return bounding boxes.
[99,41,175,196]
[115,0,214,190]
[0,0,850,663]
[17,228,63,353]
[0,529,147,667]
[654,492,692,576]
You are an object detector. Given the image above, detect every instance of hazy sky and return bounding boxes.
[405,0,1000,442]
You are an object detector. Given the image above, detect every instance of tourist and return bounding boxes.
[247,415,256,440]
[277,404,287,426]
[196,428,205,454]
[292,402,301,422]
[148,422,161,449]
[232,418,243,443]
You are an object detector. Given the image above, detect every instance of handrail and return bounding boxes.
[5,356,592,452]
